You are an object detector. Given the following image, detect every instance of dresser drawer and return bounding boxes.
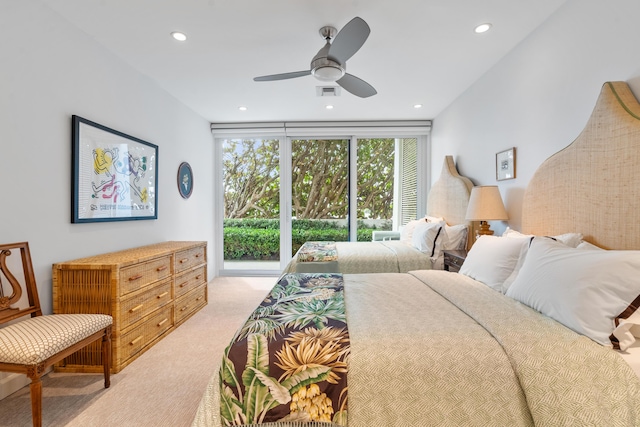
[120,279,172,330]
[175,285,207,324]
[120,305,174,362]
[174,265,206,298]
[119,255,172,295]
[174,246,206,274]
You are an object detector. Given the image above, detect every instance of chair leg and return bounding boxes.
[102,325,112,388]
[27,364,45,427]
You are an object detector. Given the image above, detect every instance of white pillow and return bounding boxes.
[458,235,528,291]
[505,237,640,349]
[400,219,422,244]
[502,227,583,248]
[444,224,468,250]
[576,241,605,251]
[424,215,444,223]
[411,220,445,257]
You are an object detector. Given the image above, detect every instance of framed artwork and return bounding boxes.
[496,147,516,181]
[177,162,193,199]
[71,115,158,223]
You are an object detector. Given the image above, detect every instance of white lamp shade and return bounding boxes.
[465,186,509,221]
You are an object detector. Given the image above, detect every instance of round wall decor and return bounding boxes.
[177,162,193,199]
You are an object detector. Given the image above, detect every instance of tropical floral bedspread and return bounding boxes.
[296,242,338,263]
[218,273,349,426]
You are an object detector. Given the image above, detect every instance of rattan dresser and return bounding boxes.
[52,241,207,373]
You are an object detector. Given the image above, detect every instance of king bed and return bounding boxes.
[282,155,474,274]
[193,81,640,426]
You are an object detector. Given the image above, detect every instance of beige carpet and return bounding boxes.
[0,276,276,427]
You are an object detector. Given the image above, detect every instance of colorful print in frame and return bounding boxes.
[72,115,158,223]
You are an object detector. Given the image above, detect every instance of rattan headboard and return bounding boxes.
[427,155,474,247]
[522,81,640,250]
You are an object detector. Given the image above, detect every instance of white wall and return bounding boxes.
[431,0,640,233]
[0,2,215,317]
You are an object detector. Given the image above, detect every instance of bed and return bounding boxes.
[193,81,640,426]
[281,155,474,274]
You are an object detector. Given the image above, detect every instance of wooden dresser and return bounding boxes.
[52,241,207,373]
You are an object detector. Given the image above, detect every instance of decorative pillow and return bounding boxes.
[505,237,640,349]
[444,224,468,250]
[411,220,445,257]
[458,235,528,291]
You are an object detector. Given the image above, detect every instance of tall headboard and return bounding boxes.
[427,155,474,247]
[522,81,640,250]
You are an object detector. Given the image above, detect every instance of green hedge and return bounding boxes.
[223,219,389,260]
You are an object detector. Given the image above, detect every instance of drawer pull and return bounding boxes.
[180,305,189,312]
[128,274,143,282]
[157,266,167,272]
[157,291,169,299]
[196,275,202,280]
[130,336,143,346]
[195,253,201,258]
[157,318,168,327]
[129,304,144,313]
[179,281,188,288]
[196,296,203,301]
[179,258,188,264]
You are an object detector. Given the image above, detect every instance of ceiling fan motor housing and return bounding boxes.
[310,41,345,82]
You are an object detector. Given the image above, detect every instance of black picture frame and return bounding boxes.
[177,162,193,199]
[71,115,158,223]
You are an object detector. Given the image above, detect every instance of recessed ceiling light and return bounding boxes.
[474,23,492,34]
[238,106,247,111]
[325,105,334,110]
[413,104,423,109]
[171,31,187,41]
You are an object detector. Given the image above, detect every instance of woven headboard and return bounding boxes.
[522,81,640,250]
[427,155,474,247]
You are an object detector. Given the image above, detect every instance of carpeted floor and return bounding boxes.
[0,276,276,427]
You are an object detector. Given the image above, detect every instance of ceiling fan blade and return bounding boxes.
[328,17,370,64]
[337,73,377,98]
[254,70,311,82]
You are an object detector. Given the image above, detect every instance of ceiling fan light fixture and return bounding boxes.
[312,65,345,82]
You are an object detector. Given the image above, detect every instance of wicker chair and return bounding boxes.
[0,242,112,427]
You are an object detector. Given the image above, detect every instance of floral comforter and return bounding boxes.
[194,271,640,427]
[219,273,349,426]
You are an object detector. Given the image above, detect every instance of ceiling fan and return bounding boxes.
[253,17,377,98]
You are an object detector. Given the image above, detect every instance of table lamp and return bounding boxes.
[465,186,509,237]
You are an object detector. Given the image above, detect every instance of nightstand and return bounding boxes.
[443,250,467,272]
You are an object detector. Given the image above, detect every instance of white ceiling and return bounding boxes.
[41,0,568,123]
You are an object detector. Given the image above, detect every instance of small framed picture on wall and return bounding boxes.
[496,147,516,181]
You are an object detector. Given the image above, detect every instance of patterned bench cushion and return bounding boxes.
[0,314,112,365]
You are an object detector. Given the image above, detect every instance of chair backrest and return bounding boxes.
[0,242,42,323]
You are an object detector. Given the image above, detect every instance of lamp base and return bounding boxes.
[476,221,494,238]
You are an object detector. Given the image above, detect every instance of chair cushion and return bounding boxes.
[0,314,112,365]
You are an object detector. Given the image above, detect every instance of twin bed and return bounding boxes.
[282,155,474,274]
[193,81,640,426]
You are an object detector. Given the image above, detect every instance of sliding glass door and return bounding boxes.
[221,138,281,272]
[291,138,349,257]
[214,126,429,277]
